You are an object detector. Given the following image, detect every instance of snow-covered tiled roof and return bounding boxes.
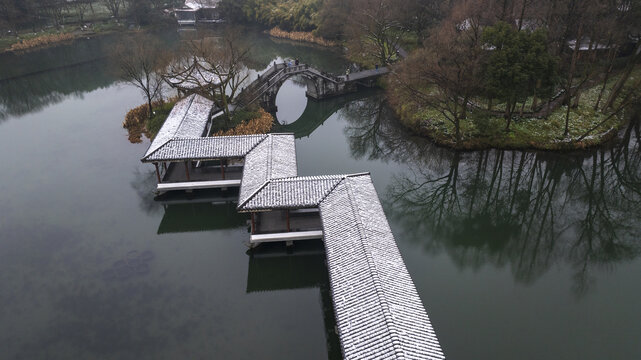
[164,60,223,91]
[142,135,267,162]
[238,175,344,211]
[184,0,220,10]
[320,174,445,360]
[238,134,298,206]
[143,94,213,159]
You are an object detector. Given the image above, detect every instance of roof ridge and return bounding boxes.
[269,172,371,182]
[317,177,346,205]
[171,134,266,141]
[174,94,196,135]
[237,179,271,211]
[266,134,274,180]
[141,138,174,162]
[270,174,346,182]
[244,134,270,154]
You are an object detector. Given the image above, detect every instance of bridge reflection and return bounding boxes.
[274,88,380,138]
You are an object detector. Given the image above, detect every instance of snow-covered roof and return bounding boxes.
[143,94,213,159]
[320,174,445,359]
[238,134,298,206]
[142,135,267,162]
[164,59,223,91]
[239,175,344,211]
[184,0,220,10]
[568,38,612,51]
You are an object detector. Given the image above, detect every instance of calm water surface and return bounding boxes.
[0,28,640,360]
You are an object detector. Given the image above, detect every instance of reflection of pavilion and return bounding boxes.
[246,242,341,359]
[157,201,246,234]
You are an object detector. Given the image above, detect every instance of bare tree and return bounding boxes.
[116,34,167,118]
[176,29,250,124]
[389,2,485,143]
[103,0,123,19]
[345,0,407,65]
[71,0,92,23]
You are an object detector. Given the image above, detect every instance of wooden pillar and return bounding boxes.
[250,213,255,234]
[286,210,290,232]
[154,163,161,183]
[185,161,190,181]
[220,159,225,180]
[162,162,167,172]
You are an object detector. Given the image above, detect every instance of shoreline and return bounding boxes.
[390,98,628,151]
[1,21,174,54]
[387,68,640,152]
[398,116,624,152]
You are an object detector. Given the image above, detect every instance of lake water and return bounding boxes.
[0,27,640,360]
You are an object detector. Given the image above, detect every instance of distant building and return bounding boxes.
[567,38,613,52]
[174,0,223,26]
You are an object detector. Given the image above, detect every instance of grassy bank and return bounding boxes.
[1,22,133,53]
[388,70,639,151]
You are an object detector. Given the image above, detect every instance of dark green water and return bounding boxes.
[0,28,640,360]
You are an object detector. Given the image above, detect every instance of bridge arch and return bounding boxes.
[235,63,365,112]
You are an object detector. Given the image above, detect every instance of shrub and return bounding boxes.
[214,108,274,136]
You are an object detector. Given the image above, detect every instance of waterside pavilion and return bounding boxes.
[141,94,446,359]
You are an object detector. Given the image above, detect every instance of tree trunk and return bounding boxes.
[564,20,583,137]
[532,79,540,111]
[564,98,572,137]
[603,43,640,110]
[147,98,153,119]
[595,48,617,110]
[455,119,461,143]
[505,101,513,131]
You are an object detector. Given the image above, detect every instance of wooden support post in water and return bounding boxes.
[250,213,255,234]
[154,163,161,183]
[185,161,190,181]
[286,210,290,232]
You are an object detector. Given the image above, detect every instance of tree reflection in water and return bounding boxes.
[343,96,641,296]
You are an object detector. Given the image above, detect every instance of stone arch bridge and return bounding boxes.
[235,62,388,113]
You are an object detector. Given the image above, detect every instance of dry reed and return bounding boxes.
[10,33,75,51]
[268,27,337,47]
